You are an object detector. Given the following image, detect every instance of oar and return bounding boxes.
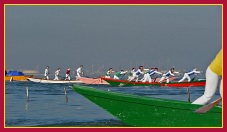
[190,75,197,82]
[194,97,222,114]
[190,73,200,82]
[120,73,127,79]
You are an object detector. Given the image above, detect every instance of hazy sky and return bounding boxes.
[5,5,222,73]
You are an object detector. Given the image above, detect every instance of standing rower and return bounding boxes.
[192,49,222,105]
[76,65,84,77]
[54,68,61,80]
[65,67,71,80]
[44,66,49,80]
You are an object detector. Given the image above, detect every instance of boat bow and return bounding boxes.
[72,84,222,127]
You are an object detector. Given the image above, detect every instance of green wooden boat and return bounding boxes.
[72,84,222,127]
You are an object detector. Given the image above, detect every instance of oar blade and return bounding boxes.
[194,98,222,114]
[194,105,214,114]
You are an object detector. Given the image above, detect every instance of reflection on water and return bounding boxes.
[25,100,29,111]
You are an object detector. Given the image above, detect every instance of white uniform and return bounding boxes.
[159,70,175,83]
[127,69,135,80]
[54,69,60,80]
[142,69,162,82]
[76,67,83,77]
[44,68,49,80]
[129,69,144,82]
[178,69,201,82]
[192,49,222,105]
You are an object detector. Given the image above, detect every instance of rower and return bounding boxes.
[114,70,128,79]
[105,68,114,78]
[192,49,222,105]
[65,67,71,80]
[128,66,144,82]
[127,68,135,81]
[159,68,179,83]
[142,68,162,82]
[178,68,202,82]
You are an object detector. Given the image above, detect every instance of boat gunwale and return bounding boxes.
[101,77,205,87]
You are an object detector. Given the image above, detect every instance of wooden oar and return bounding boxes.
[194,98,222,114]
[120,73,127,79]
[190,76,196,82]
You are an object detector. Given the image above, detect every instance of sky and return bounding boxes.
[5,5,222,74]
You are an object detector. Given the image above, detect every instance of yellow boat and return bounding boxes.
[5,71,33,81]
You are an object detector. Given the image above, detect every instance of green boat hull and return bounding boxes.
[72,84,222,127]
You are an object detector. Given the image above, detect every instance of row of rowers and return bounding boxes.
[105,66,202,83]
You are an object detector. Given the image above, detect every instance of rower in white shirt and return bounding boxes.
[76,65,84,77]
[128,66,144,82]
[159,68,179,83]
[142,68,162,82]
[54,68,61,80]
[127,68,135,80]
[178,68,201,82]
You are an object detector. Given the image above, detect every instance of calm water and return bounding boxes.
[5,80,220,127]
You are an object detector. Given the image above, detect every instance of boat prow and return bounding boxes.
[72,84,222,127]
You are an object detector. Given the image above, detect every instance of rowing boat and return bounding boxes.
[72,84,222,127]
[100,77,205,87]
[27,78,83,84]
[76,76,109,85]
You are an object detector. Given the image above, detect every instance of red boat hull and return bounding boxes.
[160,81,206,87]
